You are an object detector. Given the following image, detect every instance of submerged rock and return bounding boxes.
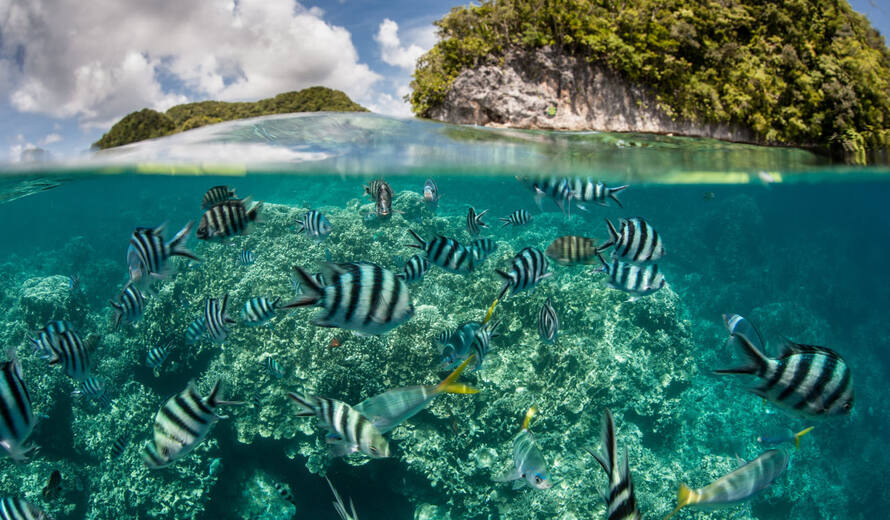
[20,275,75,326]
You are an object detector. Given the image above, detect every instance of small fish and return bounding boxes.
[296,210,333,240]
[354,356,478,434]
[185,316,206,345]
[757,426,814,449]
[127,222,199,288]
[110,285,145,330]
[375,182,394,219]
[703,191,716,200]
[197,197,262,240]
[664,450,789,519]
[406,230,477,274]
[0,348,36,462]
[29,320,75,358]
[328,336,342,349]
[568,178,628,210]
[363,179,388,201]
[287,393,390,458]
[326,476,360,520]
[146,343,174,370]
[496,247,552,300]
[438,322,482,370]
[519,176,575,215]
[283,263,414,336]
[239,249,256,266]
[42,470,62,500]
[241,297,281,326]
[274,482,295,504]
[143,380,240,469]
[47,330,93,381]
[68,274,80,292]
[469,319,501,369]
[72,375,112,408]
[466,206,488,236]
[110,436,128,459]
[468,238,498,263]
[714,315,854,417]
[422,178,439,210]
[538,298,559,344]
[500,209,531,227]
[600,218,665,263]
[0,497,48,519]
[495,406,552,490]
[202,185,237,209]
[595,256,665,297]
[396,254,430,283]
[545,236,598,266]
[586,409,642,520]
[264,357,284,379]
[204,294,236,343]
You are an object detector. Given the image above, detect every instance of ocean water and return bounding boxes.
[0,113,888,520]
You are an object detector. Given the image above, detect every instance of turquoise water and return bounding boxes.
[0,114,888,519]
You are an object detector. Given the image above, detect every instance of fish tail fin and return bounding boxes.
[168,220,200,261]
[609,185,628,207]
[593,408,617,477]
[247,200,263,223]
[604,218,619,246]
[482,298,499,325]
[663,485,695,520]
[109,300,123,331]
[495,271,512,300]
[281,266,323,308]
[477,208,488,227]
[440,383,479,394]
[286,392,318,416]
[206,379,223,407]
[436,355,479,394]
[499,217,511,227]
[794,426,814,450]
[404,229,426,249]
[521,405,537,431]
[714,334,770,375]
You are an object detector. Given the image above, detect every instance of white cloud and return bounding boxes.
[375,18,426,70]
[41,132,62,145]
[0,0,381,128]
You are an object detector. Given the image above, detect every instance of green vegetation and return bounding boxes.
[410,0,890,162]
[94,86,367,149]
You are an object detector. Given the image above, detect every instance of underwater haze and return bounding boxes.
[0,113,888,520]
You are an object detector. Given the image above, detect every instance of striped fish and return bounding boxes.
[196,197,262,240]
[495,247,551,300]
[568,178,628,209]
[545,236,598,266]
[500,209,532,227]
[127,222,199,287]
[0,497,47,520]
[405,230,476,274]
[110,285,145,330]
[665,450,789,519]
[143,380,238,469]
[494,406,552,489]
[296,210,333,240]
[146,343,173,370]
[466,206,488,235]
[601,218,664,263]
[264,357,284,379]
[0,349,36,462]
[204,294,236,343]
[596,257,665,297]
[241,297,281,326]
[469,319,501,369]
[239,249,256,266]
[287,393,390,458]
[47,330,92,381]
[375,182,394,219]
[587,409,642,520]
[438,322,481,370]
[283,263,414,336]
[201,185,237,209]
[363,179,388,201]
[29,320,75,358]
[72,375,112,408]
[396,254,430,283]
[110,436,128,459]
[520,176,575,215]
[538,298,559,344]
[715,315,854,417]
[326,477,359,520]
[185,316,206,345]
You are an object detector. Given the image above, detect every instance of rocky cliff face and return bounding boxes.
[428,47,756,142]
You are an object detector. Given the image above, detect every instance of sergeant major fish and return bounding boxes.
[296,210,333,241]
[545,236,598,266]
[405,230,476,274]
[519,176,575,215]
[586,409,642,520]
[29,320,74,358]
[567,178,628,210]
[185,316,206,345]
[264,357,284,379]
[146,343,174,370]
[197,197,262,240]
[600,218,664,263]
[0,348,36,462]
[500,209,531,227]
[468,238,498,264]
[494,406,553,490]
[0,497,48,520]
[239,249,256,266]
[110,285,145,330]
[241,297,281,326]
[538,298,559,344]
[496,247,551,300]
[204,294,236,343]
[595,256,665,297]
[287,393,390,458]
[375,181,394,219]
[71,375,112,408]
[46,330,93,381]
[127,222,199,288]
[466,206,488,235]
[396,254,430,283]
[110,436,128,459]
[201,185,237,209]
[363,179,388,201]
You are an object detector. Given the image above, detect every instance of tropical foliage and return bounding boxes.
[409,0,890,161]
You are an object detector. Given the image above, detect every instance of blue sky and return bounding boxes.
[0,0,886,163]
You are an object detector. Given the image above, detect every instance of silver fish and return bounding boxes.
[494,406,552,490]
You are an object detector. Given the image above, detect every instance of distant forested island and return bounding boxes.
[410,0,890,163]
[93,86,367,149]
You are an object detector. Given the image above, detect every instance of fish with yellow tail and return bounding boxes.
[757,426,814,450]
[585,409,641,520]
[664,449,789,520]
[287,393,389,458]
[354,355,478,434]
[495,406,552,490]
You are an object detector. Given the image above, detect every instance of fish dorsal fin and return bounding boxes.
[779,338,842,361]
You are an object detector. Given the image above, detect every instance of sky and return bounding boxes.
[0,0,887,163]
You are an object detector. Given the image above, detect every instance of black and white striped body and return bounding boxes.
[538,298,559,344]
[73,375,112,408]
[500,209,531,227]
[602,218,664,263]
[202,185,237,209]
[239,249,255,265]
[406,230,476,274]
[110,436,128,459]
[466,206,488,236]
[185,317,206,345]
[522,177,575,214]
[496,247,551,300]
[284,262,414,336]
[363,180,388,201]
[375,182,394,218]
[197,198,262,240]
[146,345,171,369]
[204,294,236,343]
[589,409,642,520]
[0,497,47,520]
[110,285,145,330]
[265,357,284,379]
[241,297,280,326]
[297,210,333,240]
[0,352,36,462]
[396,254,430,283]
[144,381,227,469]
[48,330,91,381]
[569,178,628,209]
[546,235,598,265]
[598,258,665,296]
[468,238,498,264]
[287,393,390,458]
[29,320,74,358]
[470,320,500,368]
[127,222,198,284]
